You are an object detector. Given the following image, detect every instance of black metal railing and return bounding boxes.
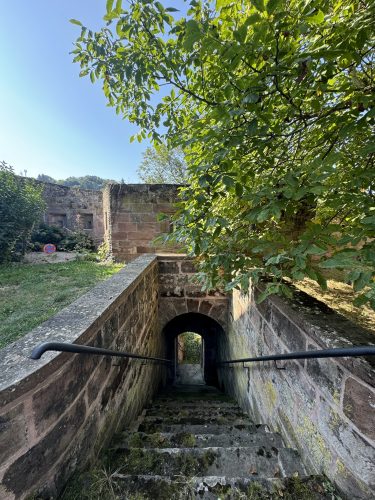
[217,346,375,366]
[30,342,172,364]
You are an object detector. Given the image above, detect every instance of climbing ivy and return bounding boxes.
[72,0,375,308]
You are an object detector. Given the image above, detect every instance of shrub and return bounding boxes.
[0,162,45,263]
[30,224,95,253]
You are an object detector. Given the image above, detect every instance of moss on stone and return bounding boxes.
[296,416,332,470]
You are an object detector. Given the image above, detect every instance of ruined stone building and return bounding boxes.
[41,181,181,260]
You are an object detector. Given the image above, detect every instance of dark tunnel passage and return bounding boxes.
[163,312,225,387]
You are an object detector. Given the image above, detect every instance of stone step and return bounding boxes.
[115,430,284,449]
[111,474,333,500]
[144,407,248,419]
[138,418,256,433]
[138,422,270,434]
[147,400,240,410]
[109,446,306,478]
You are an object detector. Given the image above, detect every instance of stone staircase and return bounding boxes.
[96,385,337,499]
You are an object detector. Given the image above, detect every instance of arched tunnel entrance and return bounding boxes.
[163,312,224,387]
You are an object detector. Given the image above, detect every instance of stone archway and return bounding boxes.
[163,312,225,387]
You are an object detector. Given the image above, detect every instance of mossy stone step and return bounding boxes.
[138,422,270,434]
[117,431,284,449]
[110,474,335,500]
[109,446,306,478]
[138,417,252,433]
[144,407,248,418]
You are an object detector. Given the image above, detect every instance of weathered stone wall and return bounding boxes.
[219,286,375,499]
[41,182,104,245]
[157,255,229,331]
[0,255,164,499]
[104,184,182,262]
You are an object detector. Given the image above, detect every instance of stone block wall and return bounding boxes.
[157,255,229,331]
[41,182,104,245]
[103,184,182,262]
[0,255,165,499]
[219,287,375,499]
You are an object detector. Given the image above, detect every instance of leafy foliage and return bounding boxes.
[30,223,95,252]
[36,174,117,190]
[179,332,202,364]
[138,144,188,183]
[72,0,375,309]
[0,161,46,263]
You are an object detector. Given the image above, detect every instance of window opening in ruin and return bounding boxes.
[175,332,204,385]
[81,213,93,230]
[49,213,67,228]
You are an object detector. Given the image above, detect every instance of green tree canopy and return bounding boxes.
[138,144,188,183]
[0,162,46,262]
[72,0,375,308]
[36,174,116,190]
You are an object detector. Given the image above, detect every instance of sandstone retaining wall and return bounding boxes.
[0,255,164,499]
[219,287,375,499]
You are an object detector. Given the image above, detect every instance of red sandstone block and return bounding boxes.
[124,203,155,212]
[131,214,157,223]
[343,377,375,440]
[118,222,138,232]
[153,203,176,213]
[111,232,128,240]
[0,403,27,465]
[127,230,158,240]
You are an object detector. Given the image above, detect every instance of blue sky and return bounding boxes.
[0,1,185,182]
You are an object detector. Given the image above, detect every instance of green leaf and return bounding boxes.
[362,216,375,225]
[354,294,369,307]
[243,93,259,104]
[252,0,265,12]
[235,183,244,196]
[70,19,83,26]
[257,209,269,223]
[353,271,372,292]
[358,143,375,156]
[266,0,279,14]
[106,0,114,14]
[306,245,327,256]
[183,20,201,50]
[223,175,235,188]
[307,10,325,24]
[320,253,356,269]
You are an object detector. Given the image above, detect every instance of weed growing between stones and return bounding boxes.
[59,467,120,500]
[173,432,196,447]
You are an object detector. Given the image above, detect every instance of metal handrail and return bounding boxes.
[30,342,172,364]
[217,346,375,365]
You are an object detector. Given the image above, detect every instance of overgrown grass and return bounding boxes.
[0,260,123,348]
[296,269,375,334]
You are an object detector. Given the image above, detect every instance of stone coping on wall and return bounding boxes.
[0,254,158,408]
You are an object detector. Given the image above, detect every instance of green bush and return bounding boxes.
[0,162,45,263]
[30,223,95,253]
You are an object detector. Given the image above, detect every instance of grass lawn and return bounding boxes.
[295,269,375,334]
[0,260,123,349]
